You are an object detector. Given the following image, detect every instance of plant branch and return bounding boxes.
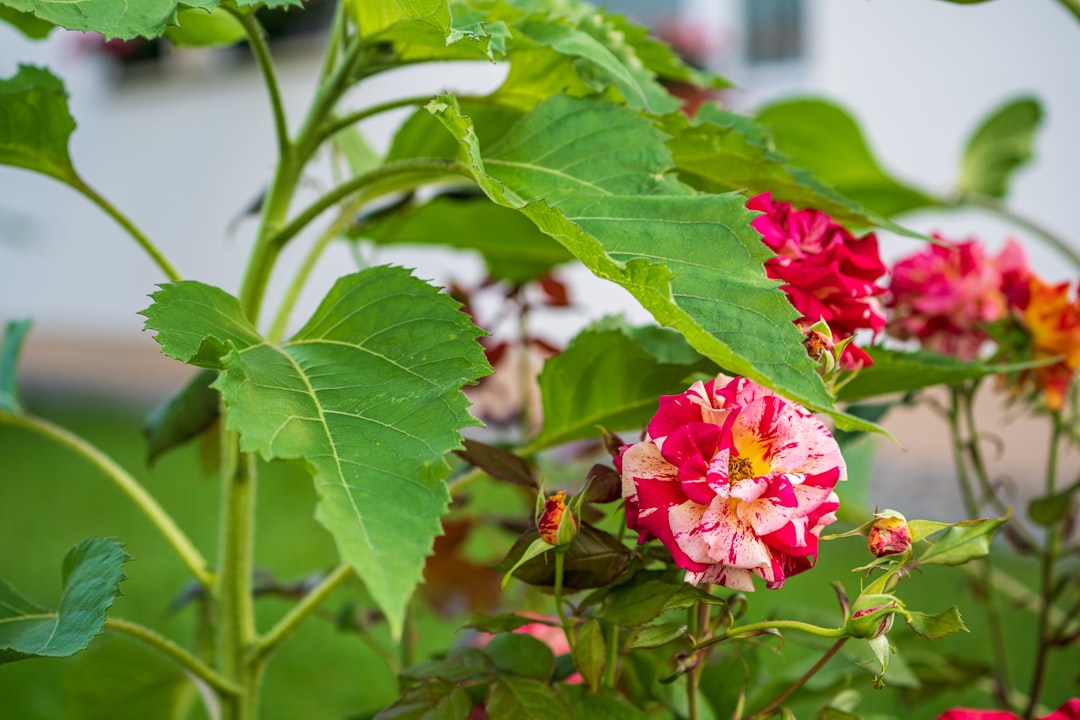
[316,94,440,147]
[231,8,290,161]
[692,620,846,653]
[105,617,240,696]
[255,563,353,660]
[959,195,1080,272]
[742,638,848,720]
[1025,412,1065,719]
[72,177,181,282]
[266,158,472,252]
[0,411,213,588]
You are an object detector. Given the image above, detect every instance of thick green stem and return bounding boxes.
[0,411,213,587]
[73,177,181,282]
[255,564,353,661]
[687,601,712,720]
[216,425,259,720]
[1025,413,1064,719]
[603,621,619,687]
[742,638,849,719]
[105,617,240,696]
[231,9,290,161]
[553,549,575,652]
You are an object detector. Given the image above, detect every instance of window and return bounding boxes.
[745,0,804,63]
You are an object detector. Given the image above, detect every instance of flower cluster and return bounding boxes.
[888,236,1080,410]
[617,374,845,590]
[936,699,1080,720]
[887,237,1021,361]
[748,193,888,369]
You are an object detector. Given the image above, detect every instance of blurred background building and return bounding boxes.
[2,0,1078,514]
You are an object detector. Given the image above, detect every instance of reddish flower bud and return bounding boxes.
[846,593,901,639]
[868,513,913,557]
[537,491,577,546]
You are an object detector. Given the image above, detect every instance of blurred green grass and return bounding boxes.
[0,400,1075,719]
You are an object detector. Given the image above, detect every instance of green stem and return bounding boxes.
[741,638,849,720]
[317,0,346,83]
[255,564,352,661]
[951,385,1015,707]
[231,9,289,161]
[73,177,181,282]
[603,621,619,687]
[959,195,1080,272]
[693,620,846,653]
[216,424,259,720]
[316,94,441,147]
[266,158,472,252]
[0,411,213,588]
[553,549,575,653]
[687,601,711,720]
[266,193,366,343]
[1025,413,1064,719]
[105,617,240,696]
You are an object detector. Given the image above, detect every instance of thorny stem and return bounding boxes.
[1025,413,1065,719]
[741,638,849,720]
[73,177,182,282]
[105,617,241,696]
[0,411,213,588]
[553,549,575,653]
[687,601,712,720]
[692,620,846,653]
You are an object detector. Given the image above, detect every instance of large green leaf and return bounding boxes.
[837,347,1050,403]
[0,318,31,413]
[487,677,571,720]
[666,105,925,239]
[0,5,55,38]
[374,679,473,719]
[0,0,297,39]
[346,0,451,42]
[357,193,572,284]
[141,268,490,637]
[756,98,936,218]
[528,319,715,452]
[0,538,129,664]
[429,93,846,422]
[958,96,1042,199]
[0,65,77,184]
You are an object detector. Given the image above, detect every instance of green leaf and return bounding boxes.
[558,684,649,720]
[163,6,245,47]
[357,193,572,284]
[487,677,570,720]
[0,538,129,663]
[455,439,537,487]
[374,679,473,720]
[347,0,451,42]
[756,98,936,218]
[0,65,77,184]
[141,268,490,638]
[627,622,689,649]
[572,618,605,691]
[605,13,729,91]
[401,648,496,684]
[465,613,553,634]
[430,93,846,423]
[0,5,55,38]
[496,524,635,589]
[484,633,555,680]
[603,571,723,627]
[905,607,967,640]
[665,106,925,240]
[959,96,1042,199]
[1028,480,1079,527]
[142,368,220,465]
[919,516,1007,566]
[837,347,1050,403]
[0,318,31,413]
[529,319,715,452]
[64,636,195,720]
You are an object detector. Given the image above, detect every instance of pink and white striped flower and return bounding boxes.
[616,375,845,591]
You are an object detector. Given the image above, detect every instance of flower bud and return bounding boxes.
[538,491,578,547]
[845,593,901,639]
[868,512,912,558]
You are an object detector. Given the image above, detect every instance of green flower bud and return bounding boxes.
[845,593,902,639]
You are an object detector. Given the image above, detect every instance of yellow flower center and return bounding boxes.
[728,455,754,483]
